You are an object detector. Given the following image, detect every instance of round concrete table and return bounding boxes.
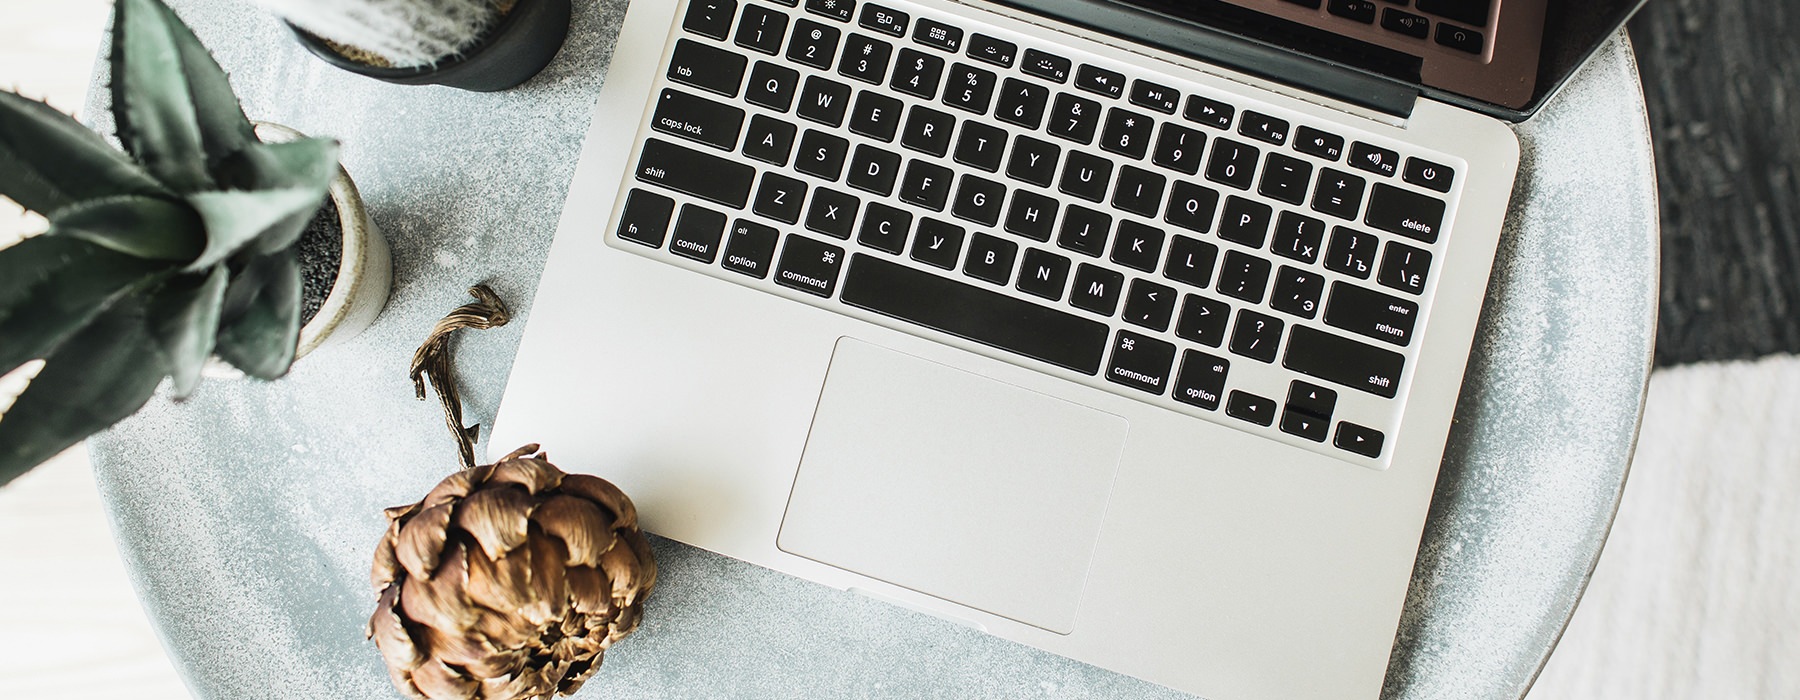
[89,1,1658,698]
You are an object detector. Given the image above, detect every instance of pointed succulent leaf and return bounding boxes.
[111,0,236,193]
[214,252,301,380]
[0,296,167,487]
[163,0,257,176]
[0,234,169,377]
[0,92,169,215]
[182,187,327,271]
[49,194,205,261]
[148,266,227,398]
[212,136,339,195]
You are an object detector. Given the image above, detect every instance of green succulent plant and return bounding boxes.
[0,0,341,485]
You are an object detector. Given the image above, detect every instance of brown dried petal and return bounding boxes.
[533,495,614,568]
[488,457,564,495]
[564,564,609,616]
[421,465,492,510]
[527,529,570,625]
[470,607,533,651]
[598,538,644,604]
[623,529,659,593]
[387,661,425,700]
[401,543,477,632]
[464,552,538,628]
[397,503,454,581]
[370,586,424,671]
[372,529,401,591]
[557,474,639,530]
[410,658,478,700]
[454,487,533,560]
[421,624,518,680]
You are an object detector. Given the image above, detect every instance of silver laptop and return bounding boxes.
[494,1,1643,697]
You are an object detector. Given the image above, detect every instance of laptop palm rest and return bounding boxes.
[777,338,1129,634]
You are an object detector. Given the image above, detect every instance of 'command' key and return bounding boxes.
[775,235,846,297]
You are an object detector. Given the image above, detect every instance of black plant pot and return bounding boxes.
[289,0,572,92]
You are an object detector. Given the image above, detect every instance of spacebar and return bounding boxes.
[840,254,1110,376]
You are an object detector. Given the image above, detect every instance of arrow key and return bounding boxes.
[1280,409,1329,442]
[1334,422,1386,458]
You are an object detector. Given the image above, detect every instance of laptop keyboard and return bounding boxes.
[610,0,1467,467]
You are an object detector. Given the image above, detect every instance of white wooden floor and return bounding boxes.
[0,3,1793,699]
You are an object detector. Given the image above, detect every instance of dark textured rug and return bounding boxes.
[1629,1,1800,366]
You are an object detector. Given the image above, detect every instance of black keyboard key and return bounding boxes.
[637,138,756,208]
[1403,157,1456,193]
[944,63,998,114]
[1075,64,1126,99]
[890,48,945,99]
[788,18,841,69]
[848,91,904,141]
[900,105,955,157]
[857,201,913,254]
[754,172,808,224]
[995,78,1050,129]
[797,75,853,126]
[1153,124,1206,175]
[951,175,1005,226]
[1229,309,1283,363]
[1006,135,1062,188]
[1326,281,1419,346]
[1227,390,1276,426]
[1379,241,1431,295]
[1017,248,1072,300]
[776,235,846,296]
[1348,141,1399,177]
[1335,422,1385,458]
[1059,151,1114,203]
[1122,279,1178,332]
[743,114,798,166]
[669,205,728,263]
[735,4,789,54]
[910,217,964,269]
[1110,220,1166,272]
[617,189,676,248]
[1184,95,1234,130]
[1165,181,1220,234]
[1270,265,1325,319]
[683,0,737,40]
[966,33,1017,68]
[1313,168,1367,220]
[1366,183,1446,243]
[1282,0,1322,7]
[669,39,748,97]
[1285,325,1404,397]
[1280,409,1329,442]
[1286,381,1337,419]
[913,17,963,53]
[1129,80,1180,114]
[1217,250,1271,304]
[1173,350,1230,410]
[1435,23,1484,53]
[805,188,860,239]
[746,61,801,112]
[1164,236,1218,289]
[1239,111,1289,146]
[1005,190,1058,241]
[1070,263,1125,316]
[963,232,1017,284]
[840,34,894,83]
[1218,196,1272,248]
[842,254,1110,374]
[1100,108,1154,159]
[1206,138,1259,190]
[1325,226,1378,278]
[1112,166,1166,219]
[1382,8,1430,39]
[795,129,850,181]
[953,121,1008,172]
[859,3,909,36]
[1107,330,1177,395]
[1259,153,1313,205]
[1293,126,1345,161]
[806,0,854,23]
[1058,205,1111,257]
[1175,293,1229,346]
[652,89,745,151]
[723,219,780,278]
[899,160,954,210]
[847,144,903,196]
[1418,0,1491,27]
[1272,211,1326,264]
[1048,93,1102,144]
[1328,0,1377,24]
[1021,49,1072,83]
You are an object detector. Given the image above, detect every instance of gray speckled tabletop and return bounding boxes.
[87,1,1658,698]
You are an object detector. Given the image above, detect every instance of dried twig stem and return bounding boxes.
[409,284,510,471]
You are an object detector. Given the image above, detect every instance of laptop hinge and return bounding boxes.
[973,0,1422,121]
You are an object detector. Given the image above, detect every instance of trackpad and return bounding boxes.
[777,338,1128,634]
